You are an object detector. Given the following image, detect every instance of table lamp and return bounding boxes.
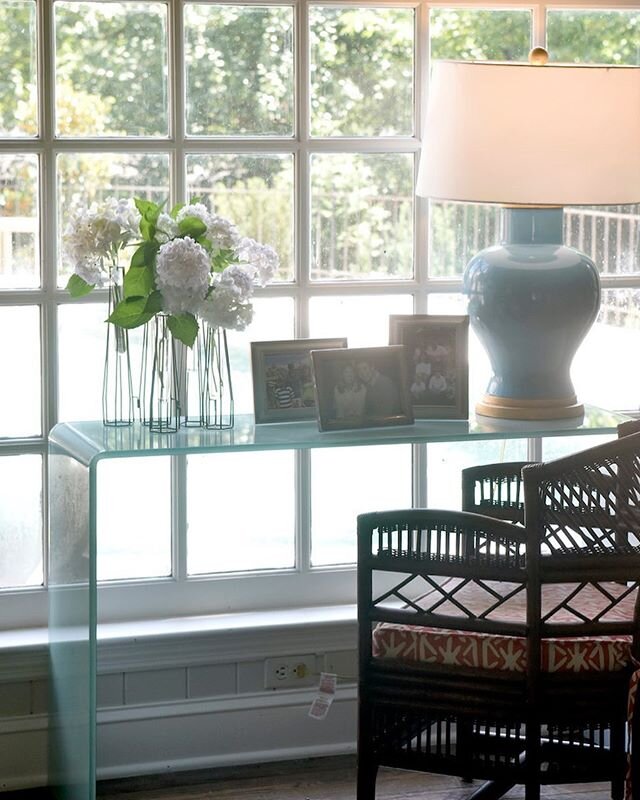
[416,49,640,420]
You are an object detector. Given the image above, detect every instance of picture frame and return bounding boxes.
[389,314,469,420]
[311,345,414,432]
[251,338,347,424]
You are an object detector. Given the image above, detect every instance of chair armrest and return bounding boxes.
[358,508,526,580]
[462,461,533,524]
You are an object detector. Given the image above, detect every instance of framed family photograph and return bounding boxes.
[251,338,347,424]
[389,315,469,420]
[311,345,414,432]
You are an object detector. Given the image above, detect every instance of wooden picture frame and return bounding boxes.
[251,338,347,424]
[389,314,469,420]
[311,345,414,432]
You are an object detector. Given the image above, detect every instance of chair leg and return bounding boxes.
[524,781,541,800]
[611,719,626,800]
[356,758,378,800]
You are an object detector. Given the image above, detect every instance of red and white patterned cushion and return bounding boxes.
[372,581,636,673]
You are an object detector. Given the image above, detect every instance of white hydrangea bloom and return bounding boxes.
[218,264,255,302]
[155,212,179,244]
[237,237,279,286]
[176,204,239,254]
[62,198,141,286]
[198,281,254,331]
[177,203,213,232]
[207,214,240,254]
[74,257,105,288]
[155,236,210,315]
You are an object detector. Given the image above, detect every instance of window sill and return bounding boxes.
[0,604,358,680]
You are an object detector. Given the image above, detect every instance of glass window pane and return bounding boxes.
[572,288,640,412]
[429,8,531,61]
[187,451,295,574]
[311,445,411,566]
[185,4,294,136]
[58,303,145,423]
[97,457,170,580]
[0,1,37,136]
[542,433,614,462]
[310,153,414,280]
[0,454,42,588]
[0,154,39,288]
[54,2,168,137]
[57,152,170,286]
[310,294,413,347]
[429,201,500,279]
[547,10,640,65]
[186,154,294,281]
[427,440,527,511]
[0,305,40,437]
[229,297,294,415]
[310,6,414,137]
[564,206,640,277]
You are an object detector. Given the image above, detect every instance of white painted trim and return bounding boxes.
[97,684,357,724]
[96,740,358,783]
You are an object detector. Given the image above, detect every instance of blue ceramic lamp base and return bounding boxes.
[464,208,601,421]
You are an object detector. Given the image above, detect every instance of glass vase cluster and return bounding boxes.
[135,317,234,433]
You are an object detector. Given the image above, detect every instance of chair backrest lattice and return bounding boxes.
[525,437,640,562]
[361,432,640,645]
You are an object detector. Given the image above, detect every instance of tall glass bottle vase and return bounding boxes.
[201,323,234,430]
[182,335,204,427]
[139,314,180,433]
[103,268,134,426]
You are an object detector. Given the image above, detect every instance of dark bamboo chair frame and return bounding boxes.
[357,423,640,800]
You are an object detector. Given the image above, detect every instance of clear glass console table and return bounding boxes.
[48,406,629,799]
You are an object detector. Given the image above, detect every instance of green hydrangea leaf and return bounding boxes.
[135,198,165,242]
[124,265,154,299]
[167,313,199,348]
[169,203,184,220]
[178,215,207,239]
[107,291,163,329]
[145,290,164,316]
[130,241,159,269]
[212,248,236,272]
[66,273,94,298]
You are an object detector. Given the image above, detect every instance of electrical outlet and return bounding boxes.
[264,654,317,689]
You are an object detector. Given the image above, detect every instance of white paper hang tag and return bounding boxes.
[308,672,337,720]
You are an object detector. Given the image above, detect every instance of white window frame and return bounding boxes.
[2,0,640,630]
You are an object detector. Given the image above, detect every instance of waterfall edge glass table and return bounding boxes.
[48,406,630,798]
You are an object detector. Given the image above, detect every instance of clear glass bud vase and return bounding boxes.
[201,323,234,430]
[182,334,204,427]
[139,314,180,433]
[103,267,134,426]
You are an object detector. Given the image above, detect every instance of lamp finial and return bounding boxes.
[529,46,549,65]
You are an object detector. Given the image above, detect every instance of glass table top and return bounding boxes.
[49,405,630,467]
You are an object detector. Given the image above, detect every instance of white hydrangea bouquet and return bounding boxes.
[64,196,279,347]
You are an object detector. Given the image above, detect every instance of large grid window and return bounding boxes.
[2,1,639,628]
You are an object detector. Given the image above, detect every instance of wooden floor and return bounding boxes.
[89,756,612,800]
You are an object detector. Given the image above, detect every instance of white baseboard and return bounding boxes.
[0,688,357,790]
[97,687,357,780]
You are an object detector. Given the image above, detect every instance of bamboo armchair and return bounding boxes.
[357,426,640,800]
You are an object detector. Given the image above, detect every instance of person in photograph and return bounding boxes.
[428,370,448,397]
[272,370,297,409]
[333,363,366,419]
[356,359,401,417]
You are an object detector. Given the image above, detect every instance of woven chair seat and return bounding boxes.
[372,580,636,673]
